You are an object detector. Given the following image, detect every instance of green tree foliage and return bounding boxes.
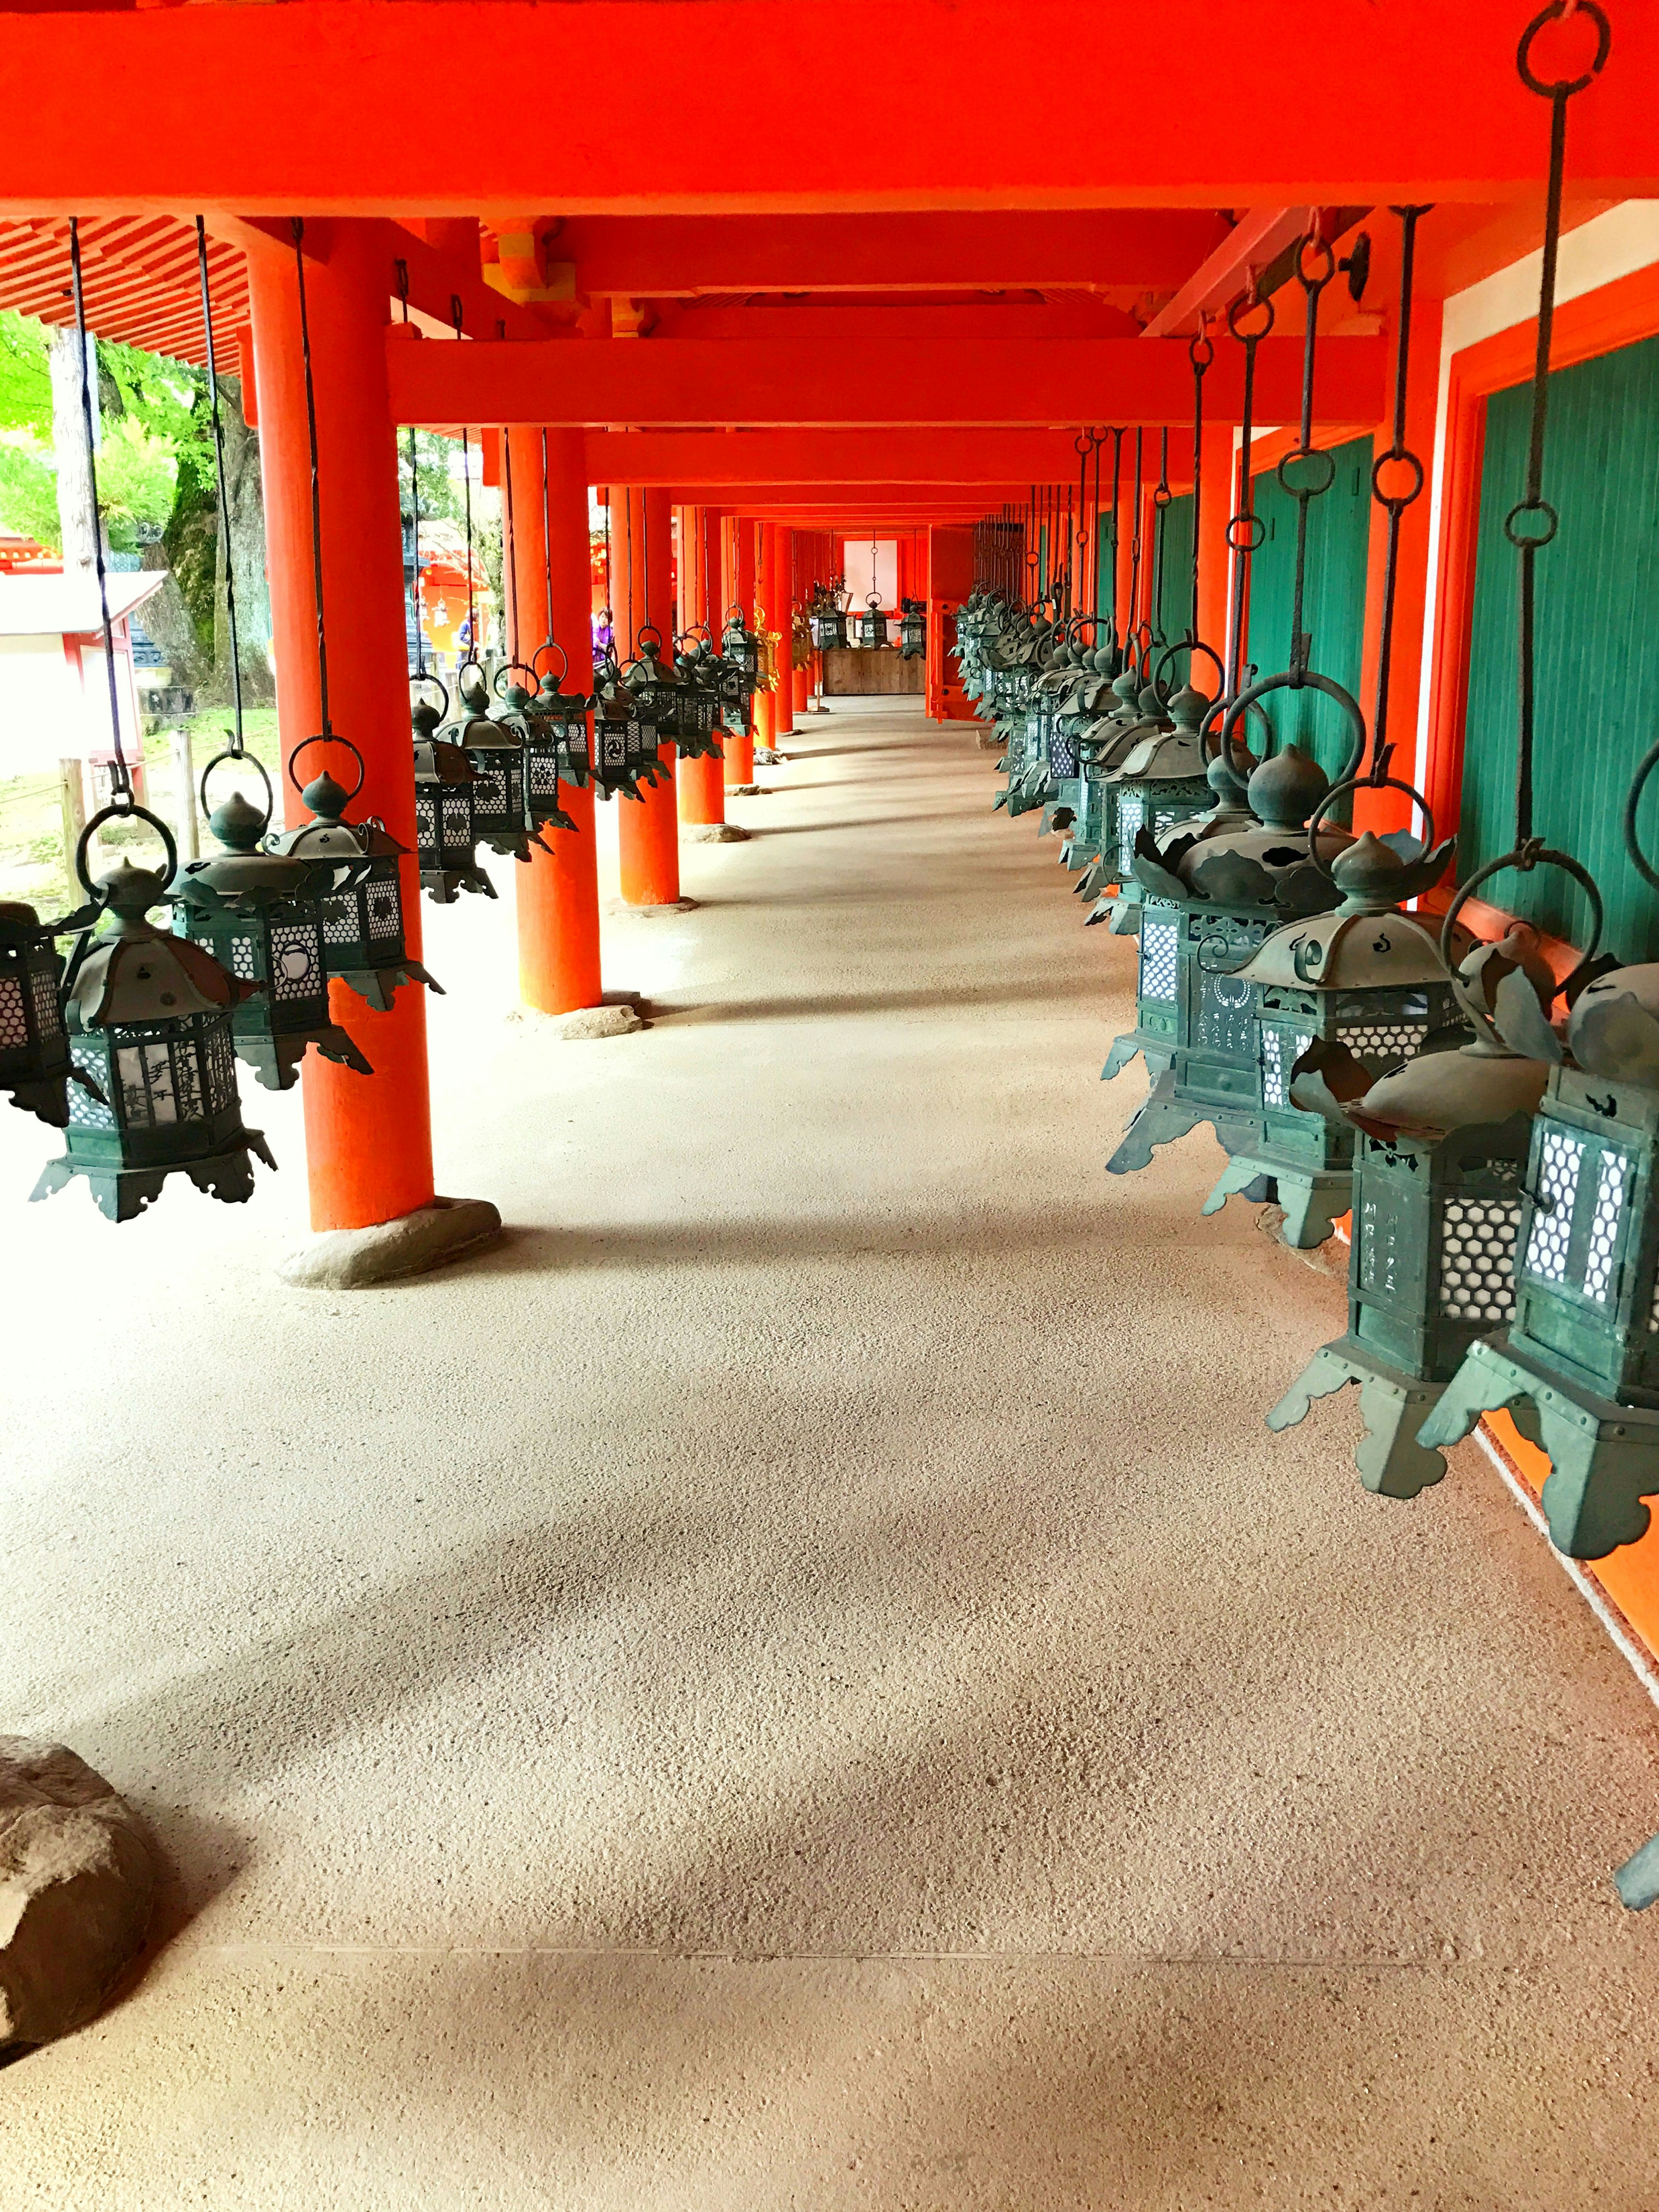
[0,310,216,555]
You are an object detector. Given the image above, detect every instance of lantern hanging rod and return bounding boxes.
[68,219,128,800]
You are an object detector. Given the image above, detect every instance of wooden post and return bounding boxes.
[58,756,85,877]
[171,725,199,860]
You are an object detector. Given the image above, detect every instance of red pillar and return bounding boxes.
[613,486,680,903]
[505,426,603,1012]
[677,501,725,825]
[752,521,779,755]
[248,220,434,1233]
[723,517,756,785]
[772,527,795,739]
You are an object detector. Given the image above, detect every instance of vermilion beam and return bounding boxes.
[388,334,1384,429]
[665,484,1123,509]
[0,3,1647,216]
[559,213,1230,296]
[586,431,1115,485]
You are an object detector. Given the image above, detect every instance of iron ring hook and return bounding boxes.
[197,745,275,834]
[287,732,367,804]
[1439,845,1604,1022]
[75,801,178,900]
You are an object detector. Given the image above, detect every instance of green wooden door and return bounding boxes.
[1461,333,1659,958]
[1150,491,1195,653]
[1245,432,1372,777]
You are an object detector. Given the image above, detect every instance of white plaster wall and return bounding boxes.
[0,637,81,776]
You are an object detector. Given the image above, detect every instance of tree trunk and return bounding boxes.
[213,376,273,703]
[48,326,99,578]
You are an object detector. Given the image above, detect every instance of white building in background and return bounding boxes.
[0,569,163,796]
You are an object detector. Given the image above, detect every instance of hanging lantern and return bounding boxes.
[265,737,441,1012]
[1063,659,1143,884]
[0,900,92,1127]
[1414,841,1659,1560]
[722,602,760,677]
[623,627,684,744]
[1102,734,1360,1206]
[1268,917,1558,1497]
[898,598,928,660]
[808,582,847,652]
[672,633,725,763]
[32,807,276,1220]
[1096,641,1227,928]
[858,592,889,648]
[172,753,372,1088]
[1074,667,1174,894]
[439,660,542,865]
[509,646,586,829]
[411,677,492,904]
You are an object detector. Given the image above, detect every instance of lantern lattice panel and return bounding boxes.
[366,880,401,941]
[269,923,318,1003]
[67,1040,114,1128]
[0,977,25,1050]
[1583,1155,1627,1303]
[1139,918,1179,1001]
[1524,1129,1584,1284]
[1343,1019,1428,1063]
[1439,1196,1523,1323]
[1261,1027,1313,1109]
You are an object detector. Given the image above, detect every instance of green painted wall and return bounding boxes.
[1462,333,1659,958]
[1151,492,1196,657]
[1244,432,1372,777]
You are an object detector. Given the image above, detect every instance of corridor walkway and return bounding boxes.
[3,698,1657,2206]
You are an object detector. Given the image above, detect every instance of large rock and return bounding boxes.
[0,1738,154,2047]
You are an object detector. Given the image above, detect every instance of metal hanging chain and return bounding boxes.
[1281,220,1338,684]
[602,491,613,640]
[540,430,555,645]
[67,220,128,798]
[1150,428,1172,648]
[1108,429,1122,653]
[448,297,478,661]
[1366,204,1433,782]
[1090,430,1103,622]
[291,219,334,737]
[1510,0,1611,847]
[1224,280,1274,699]
[641,490,652,636]
[1188,320,1213,647]
[395,260,426,678]
[624,491,635,654]
[194,218,245,751]
[503,432,519,666]
[1128,430,1144,661]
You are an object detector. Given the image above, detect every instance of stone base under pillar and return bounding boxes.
[681,823,751,843]
[725,783,764,797]
[278,1195,502,1290]
[511,1001,645,1040]
[752,747,785,765]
